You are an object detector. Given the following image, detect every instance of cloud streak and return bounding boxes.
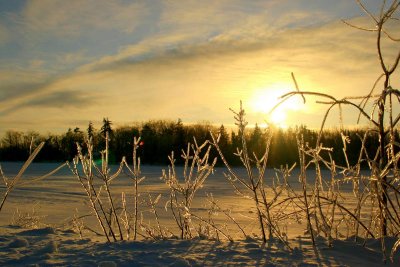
[0,90,94,116]
[21,0,148,36]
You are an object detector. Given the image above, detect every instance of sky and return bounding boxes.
[0,0,399,135]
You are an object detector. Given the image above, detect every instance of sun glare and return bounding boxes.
[250,83,303,128]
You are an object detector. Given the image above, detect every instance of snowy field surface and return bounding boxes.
[0,225,396,266]
[0,162,398,266]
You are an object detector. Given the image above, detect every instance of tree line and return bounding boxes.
[0,118,386,168]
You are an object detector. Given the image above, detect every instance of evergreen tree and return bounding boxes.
[87,121,95,140]
[101,118,113,137]
[248,123,265,158]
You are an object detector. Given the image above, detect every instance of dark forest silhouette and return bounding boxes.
[0,118,385,168]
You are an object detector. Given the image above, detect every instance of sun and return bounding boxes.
[270,109,287,127]
[250,83,303,128]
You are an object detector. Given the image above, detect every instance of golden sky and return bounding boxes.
[0,0,399,135]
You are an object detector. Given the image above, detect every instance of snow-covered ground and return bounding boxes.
[0,162,398,266]
[1,225,397,266]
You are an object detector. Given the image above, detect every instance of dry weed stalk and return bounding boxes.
[68,133,124,242]
[68,139,112,242]
[211,102,291,249]
[0,142,66,213]
[121,136,145,240]
[11,204,46,229]
[270,0,400,261]
[206,193,247,239]
[162,138,217,239]
[120,192,131,240]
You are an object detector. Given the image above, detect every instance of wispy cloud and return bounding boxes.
[0,90,94,116]
[0,69,50,102]
[0,23,8,44]
[21,0,148,36]
[55,50,90,66]
[24,91,93,108]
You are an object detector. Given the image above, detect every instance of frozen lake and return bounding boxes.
[0,162,366,239]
